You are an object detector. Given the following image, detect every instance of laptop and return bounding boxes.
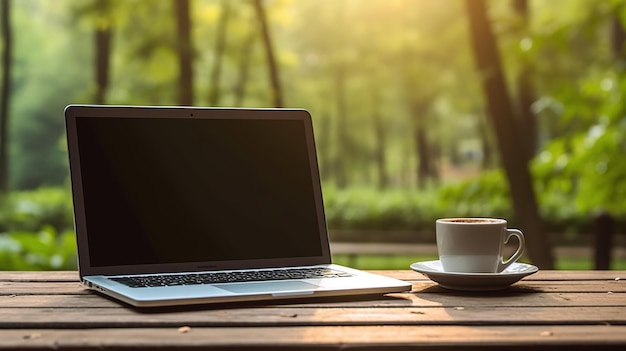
[64,104,411,307]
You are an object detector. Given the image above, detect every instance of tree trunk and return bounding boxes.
[415,123,429,189]
[233,26,256,106]
[611,11,626,62]
[414,110,432,189]
[465,0,554,269]
[208,0,231,106]
[512,0,537,162]
[334,66,348,189]
[317,113,333,183]
[94,0,111,105]
[408,97,437,189]
[252,0,283,107]
[372,100,388,189]
[0,0,12,194]
[369,86,388,189]
[174,0,193,106]
[477,111,495,169]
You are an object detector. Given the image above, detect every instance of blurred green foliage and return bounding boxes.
[0,226,76,270]
[0,176,622,270]
[0,188,76,270]
[0,187,74,233]
[2,1,626,269]
[325,170,613,237]
[532,73,626,217]
[324,186,440,231]
[331,254,626,270]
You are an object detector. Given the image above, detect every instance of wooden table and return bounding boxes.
[1,270,625,350]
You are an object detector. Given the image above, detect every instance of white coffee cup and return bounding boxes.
[436,218,525,273]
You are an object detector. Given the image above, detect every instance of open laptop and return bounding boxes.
[64,104,411,307]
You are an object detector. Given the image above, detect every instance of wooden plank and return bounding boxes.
[3,270,625,282]
[409,281,626,293]
[499,270,625,281]
[0,281,88,295]
[3,290,625,309]
[373,270,626,281]
[4,270,625,286]
[0,271,79,282]
[1,325,626,350]
[2,271,625,351]
[3,280,625,299]
[1,305,625,328]
[2,272,624,301]
[502,280,626,292]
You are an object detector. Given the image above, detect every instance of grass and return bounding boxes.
[332,254,626,270]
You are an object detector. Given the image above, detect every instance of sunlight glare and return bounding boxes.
[520,37,533,51]
[601,78,614,91]
[585,123,606,147]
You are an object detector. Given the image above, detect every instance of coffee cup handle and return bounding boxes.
[498,229,525,273]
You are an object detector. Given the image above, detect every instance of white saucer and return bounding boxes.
[410,260,539,291]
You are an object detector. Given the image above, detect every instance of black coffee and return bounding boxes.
[445,219,499,223]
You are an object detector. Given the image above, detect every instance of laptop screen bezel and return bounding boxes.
[64,105,332,277]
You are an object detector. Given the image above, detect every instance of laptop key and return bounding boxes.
[111,268,353,288]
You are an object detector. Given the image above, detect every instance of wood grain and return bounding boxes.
[1,270,625,350]
[2,326,626,350]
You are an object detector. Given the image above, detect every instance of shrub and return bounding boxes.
[0,187,74,233]
[323,186,440,231]
[0,226,77,270]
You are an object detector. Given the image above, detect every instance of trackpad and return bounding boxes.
[219,281,318,294]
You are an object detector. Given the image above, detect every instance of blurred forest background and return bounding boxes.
[1,0,626,270]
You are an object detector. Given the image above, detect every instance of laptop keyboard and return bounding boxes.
[110,267,354,288]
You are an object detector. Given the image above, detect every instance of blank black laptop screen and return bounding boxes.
[74,116,324,267]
